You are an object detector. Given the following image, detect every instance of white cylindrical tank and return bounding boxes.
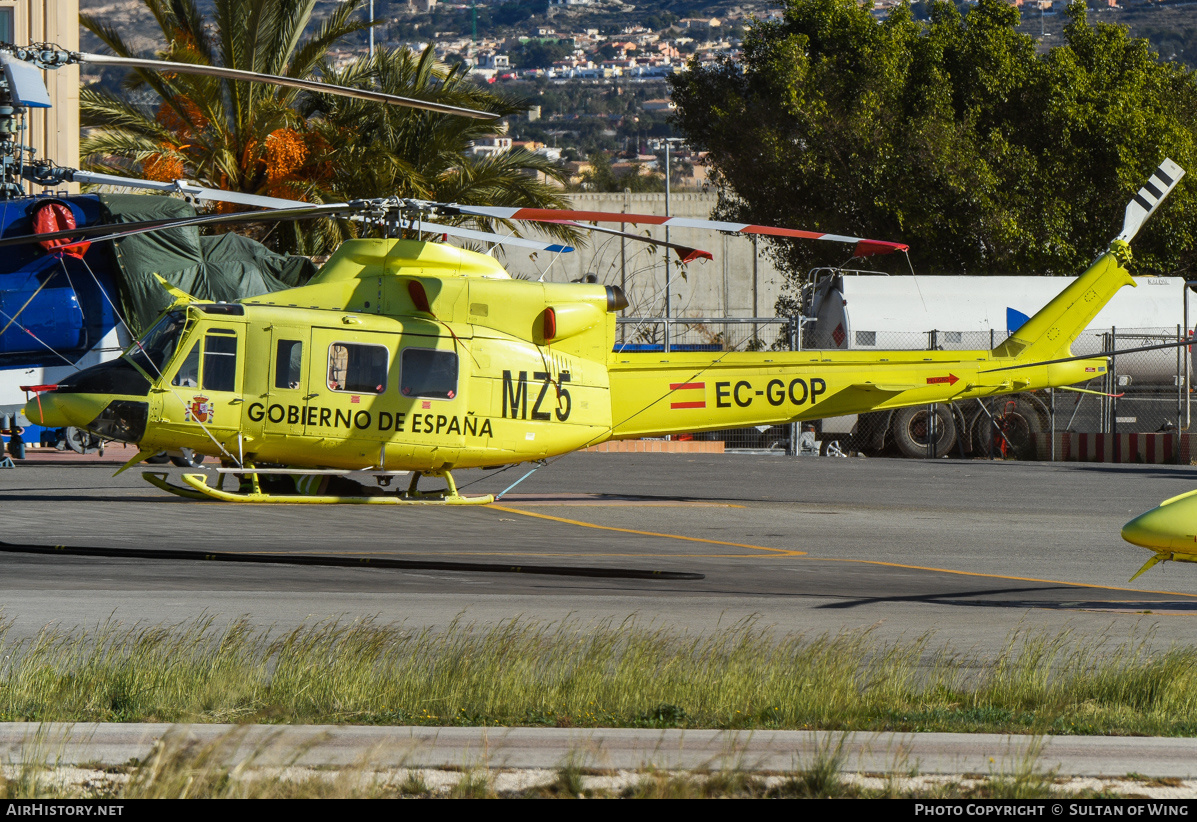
[807,273,1192,385]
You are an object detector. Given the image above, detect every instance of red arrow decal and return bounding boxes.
[926,374,959,386]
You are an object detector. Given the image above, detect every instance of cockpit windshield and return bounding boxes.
[124,310,188,377]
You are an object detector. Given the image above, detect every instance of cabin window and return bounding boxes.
[274,340,303,389]
[171,343,201,387]
[401,348,458,400]
[202,334,238,392]
[128,310,187,376]
[855,331,876,347]
[327,342,388,394]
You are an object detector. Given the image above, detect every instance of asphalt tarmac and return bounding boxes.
[3,453,1197,652]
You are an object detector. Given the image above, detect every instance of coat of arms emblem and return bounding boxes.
[185,395,214,423]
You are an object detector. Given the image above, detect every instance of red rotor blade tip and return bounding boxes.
[853,240,909,257]
[679,248,714,264]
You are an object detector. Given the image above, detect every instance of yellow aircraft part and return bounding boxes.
[608,251,1125,439]
[1122,488,1197,580]
[21,245,1132,477]
[993,253,1135,361]
[142,472,495,505]
[607,351,1101,439]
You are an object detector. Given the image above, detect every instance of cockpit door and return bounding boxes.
[159,324,244,445]
[262,329,308,436]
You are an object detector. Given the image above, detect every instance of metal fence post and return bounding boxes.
[788,318,798,456]
[1050,388,1055,462]
[1111,326,1118,462]
[927,331,938,459]
[1178,322,1184,464]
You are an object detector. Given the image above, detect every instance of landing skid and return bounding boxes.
[141,470,494,505]
[1129,550,1197,582]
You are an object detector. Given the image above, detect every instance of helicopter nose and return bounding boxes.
[22,390,122,433]
[23,390,78,428]
[1122,490,1197,552]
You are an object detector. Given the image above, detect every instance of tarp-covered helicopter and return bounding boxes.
[15,159,1185,505]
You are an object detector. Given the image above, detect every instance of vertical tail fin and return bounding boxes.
[991,252,1135,361]
[993,159,1185,362]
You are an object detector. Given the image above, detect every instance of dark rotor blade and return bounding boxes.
[540,219,713,263]
[444,204,910,255]
[0,203,356,249]
[980,339,1194,373]
[77,52,499,120]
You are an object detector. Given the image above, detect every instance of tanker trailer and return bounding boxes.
[802,271,1195,459]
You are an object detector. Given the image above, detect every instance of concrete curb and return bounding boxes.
[1,724,1195,778]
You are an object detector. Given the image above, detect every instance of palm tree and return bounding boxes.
[81,0,370,205]
[80,0,573,254]
[293,45,574,254]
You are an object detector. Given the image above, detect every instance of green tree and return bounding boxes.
[670,0,1197,283]
[510,41,573,69]
[297,46,573,253]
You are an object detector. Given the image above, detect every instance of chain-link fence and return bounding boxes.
[617,318,1195,461]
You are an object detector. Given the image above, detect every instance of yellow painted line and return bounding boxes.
[488,504,806,557]
[806,556,1197,600]
[490,506,1196,598]
[241,550,771,559]
[497,501,745,508]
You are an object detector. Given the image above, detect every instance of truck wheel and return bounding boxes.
[820,438,848,457]
[893,406,956,459]
[972,397,1045,460]
[63,426,101,454]
[169,448,206,468]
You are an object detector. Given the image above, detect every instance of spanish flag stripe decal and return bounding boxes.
[669,382,706,410]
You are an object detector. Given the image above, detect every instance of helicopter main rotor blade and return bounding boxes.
[76,52,499,120]
[539,219,712,264]
[63,169,310,210]
[391,217,573,253]
[0,197,576,256]
[0,203,353,249]
[444,205,909,257]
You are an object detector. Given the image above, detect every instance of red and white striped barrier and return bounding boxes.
[1032,432,1196,464]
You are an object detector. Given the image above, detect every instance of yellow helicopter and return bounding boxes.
[16,160,1185,505]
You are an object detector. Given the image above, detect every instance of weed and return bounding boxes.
[450,770,492,799]
[399,770,429,796]
[772,734,856,798]
[702,768,767,798]
[624,771,701,799]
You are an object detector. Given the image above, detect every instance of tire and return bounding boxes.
[169,448,206,467]
[893,406,956,459]
[971,396,1045,460]
[820,438,848,457]
[145,452,171,465]
[63,426,101,455]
